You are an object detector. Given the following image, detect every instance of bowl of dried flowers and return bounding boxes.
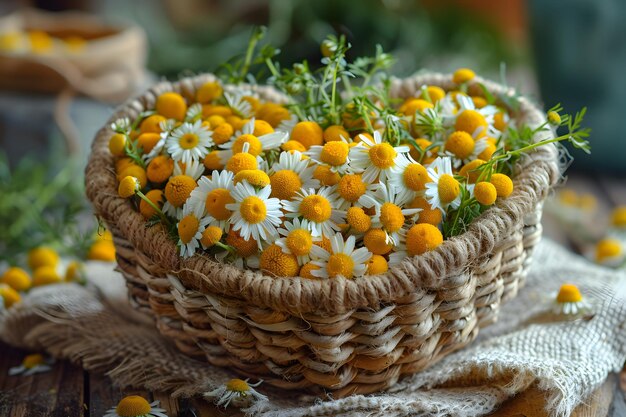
[85,31,589,396]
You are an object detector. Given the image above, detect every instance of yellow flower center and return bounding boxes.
[403,163,429,191]
[547,111,561,125]
[346,207,371,233]
[474,182,497,206]
[203,151,225,170]
[368,143,397,169]
[240,196,267,224]
[595,239,623,263]
[178,214,200,244]
[367,254,388,275]
[233,134,263,156]
[201,226,223,247]
[28,247,59,270]
[406,223,443,256]
[156,92,187,121]
[2,267,31,291]
[300,262,321,279]
[22,353,45,369]
[459,159,486,184]
[0,285,21,308]
[234,169,270,187]
[270,170,302,200]
[445,131,475,160]
[179,133,200,150]
[438,174,460,204]
[300,195,332,223]
[286,229,313,256]
[226,231,257,257]
[363,228,393,255]
[226,378,250,393]
[115,395,152,417]
[108,133,127,156]
[453,68,475,84]
[205,188,234,220]
[165,175,197,207]
[260,244,299,277]
[212,123,234,145]
[612,207,626,227]
[253,120,274,136]
[556,284,583,303]
[147,156,175,184]
[455,110,487,136]
[323,125,350,142]
[380,203,405,233]
[320,141,349,166]
[326,253,355,278]
[490,173,514,198]
[313,165,341,186]
[226,152,258,174]
[118,176,140,199]
[338,174,367,202]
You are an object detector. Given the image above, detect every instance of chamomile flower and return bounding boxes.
[593,238,624,267]
[224,91,254,118]
[306,137,361,174]
[9,354,53,376]
[207,379,268,408]
[268,151,319,200]
[388,153,431,203]
[103,396,168,417]
[276,218,320,265]
[188,170,235,229]
[110,117,131,134]
[350,130,410,182]
[334,173,378,210]
[177,204,211,258]
[163,173,198,220]
[173,159,204,181]
[453,94,499,138]
[185,103,203,122]
[226,181,282,247]
[143,119,177,163]
[553,284,591,316]
[166,120,213,164]
[361,182,421,244]
[221,118,287,156]
[283,187,344,237]
[424,157,461,213]
[275,113,299,133]
[310,233,372,279]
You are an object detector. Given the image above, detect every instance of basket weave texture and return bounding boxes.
[85,73,560,397]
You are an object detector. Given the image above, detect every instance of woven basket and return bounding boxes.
[85,73,560,397]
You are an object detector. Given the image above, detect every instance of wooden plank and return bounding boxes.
[489,376,615,417]
[0,342,84,417]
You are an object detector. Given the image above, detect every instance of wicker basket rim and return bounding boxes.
[85,72,560,314]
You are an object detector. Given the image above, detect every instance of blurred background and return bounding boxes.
[0,0,625,259]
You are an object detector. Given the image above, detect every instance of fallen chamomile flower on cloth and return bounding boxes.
[9,353,53,376]
[553,284,592,316]
[207,378,268,408]
[103,396,168,417]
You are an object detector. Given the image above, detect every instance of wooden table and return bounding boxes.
[1,173,625,416]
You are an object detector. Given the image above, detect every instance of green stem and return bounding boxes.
[215,241,236,254]
[240,33,260,83]
[136,190,170,227]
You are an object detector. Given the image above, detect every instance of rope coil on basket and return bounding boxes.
[86,72,560,395]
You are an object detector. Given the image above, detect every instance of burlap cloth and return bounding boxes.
[1,239,625,417]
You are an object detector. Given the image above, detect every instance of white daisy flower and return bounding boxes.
[424,157,461,213]
[110,117,131,134]
[283,187,344,237]
[350,131,410,182]
[9,353,53,376]
[221,118,287,155]
[553,284,592,316]
[224,91,254,118]
[177,204,211,258]
[226,181,282,247]
[103,396,168,417]
[310,233,372,279]
[166,120,214,164]
[276,218,320,265]
[453,93,500,138]
[334,173,379,211]
[305,136,362,175]
[143,119,178,163]
[173,159,205,180]
[275,113,299,133]
[361,182,421,244]
[207,378,268,409]
[185,102,203,121]
[187,170,235,231]
[388,153,431,203]
[267,151,319,200]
